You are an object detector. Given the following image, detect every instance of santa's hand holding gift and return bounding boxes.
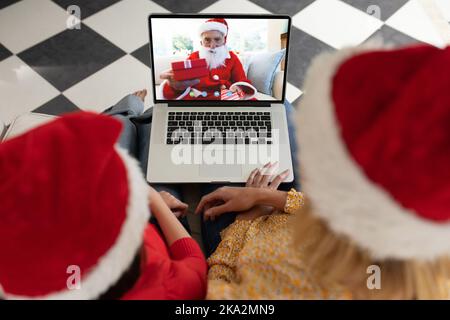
[159,18,257,100]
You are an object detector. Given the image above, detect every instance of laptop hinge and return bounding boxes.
[167,102,272,108]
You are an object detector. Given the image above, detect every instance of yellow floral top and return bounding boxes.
[207,190,351,300]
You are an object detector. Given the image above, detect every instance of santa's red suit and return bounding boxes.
[161,18,254,100]
[161,50,251,100]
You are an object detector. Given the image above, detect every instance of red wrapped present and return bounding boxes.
[220,89,244,100]
[172,58,207,70]
[229,82,257,100]
[172,67,209,81]
[171,59,209,81]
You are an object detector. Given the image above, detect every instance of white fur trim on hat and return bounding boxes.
[3,147,150,299]
[199,21,228,37]
[297,43,450,262]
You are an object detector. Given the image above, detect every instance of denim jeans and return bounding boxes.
[103,95,299,256]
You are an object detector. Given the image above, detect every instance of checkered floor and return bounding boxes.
[1,0,449,125]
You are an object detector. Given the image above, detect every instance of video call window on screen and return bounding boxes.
[150,17,289,102]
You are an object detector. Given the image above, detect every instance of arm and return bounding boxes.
[207,165,299,282]
[254,188,288,211]
[230,52,250,84]
[149,187,190,246]
[253,188,304,215]
[149,187,208,299]
[195,163,298,219]
[165,237,208,299]
[160,78,200,100]
[122,225,207,300]
[195,186,304,222]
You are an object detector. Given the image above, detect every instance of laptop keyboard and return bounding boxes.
[166,111,273,145]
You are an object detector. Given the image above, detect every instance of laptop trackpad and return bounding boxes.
[199,164,242,179]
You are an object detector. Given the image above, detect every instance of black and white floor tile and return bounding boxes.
[1,0,449,124]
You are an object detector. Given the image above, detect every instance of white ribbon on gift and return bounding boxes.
[183,60,192,69]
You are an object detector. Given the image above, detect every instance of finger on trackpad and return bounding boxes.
[199,164,242,178]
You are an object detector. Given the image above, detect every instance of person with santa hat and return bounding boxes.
[0,109,207,300]
[200,43,450,299]
[159,18,254,100]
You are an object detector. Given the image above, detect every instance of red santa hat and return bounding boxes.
[0,112,150,299]
[198,18,228,42]
[297,43,450,261]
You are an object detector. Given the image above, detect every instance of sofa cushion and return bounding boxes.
[246,49,286,95]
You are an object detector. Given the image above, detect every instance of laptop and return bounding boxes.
[147,14,294,183]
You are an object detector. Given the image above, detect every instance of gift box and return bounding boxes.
[220,89,244,100]
[171,59,209,81]
[229,82,257,100]
[172,58,207,71]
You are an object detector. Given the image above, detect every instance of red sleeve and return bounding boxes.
[230,52,251,84]
[162,81,180,99]
[121,227,207,300]
[164,237,208,300]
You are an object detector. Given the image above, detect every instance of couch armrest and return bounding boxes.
[272,70,284,101]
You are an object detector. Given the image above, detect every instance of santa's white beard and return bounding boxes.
[199,45,230,70]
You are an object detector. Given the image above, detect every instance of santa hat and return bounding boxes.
[0,112,150,299]
[199,18,228,42]
[297,43,450,261]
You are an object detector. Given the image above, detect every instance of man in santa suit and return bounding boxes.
[160,18,253,100]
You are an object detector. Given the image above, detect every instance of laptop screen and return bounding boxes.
[149,15,290,104]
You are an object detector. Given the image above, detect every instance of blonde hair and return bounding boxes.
[293,199,450,299]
